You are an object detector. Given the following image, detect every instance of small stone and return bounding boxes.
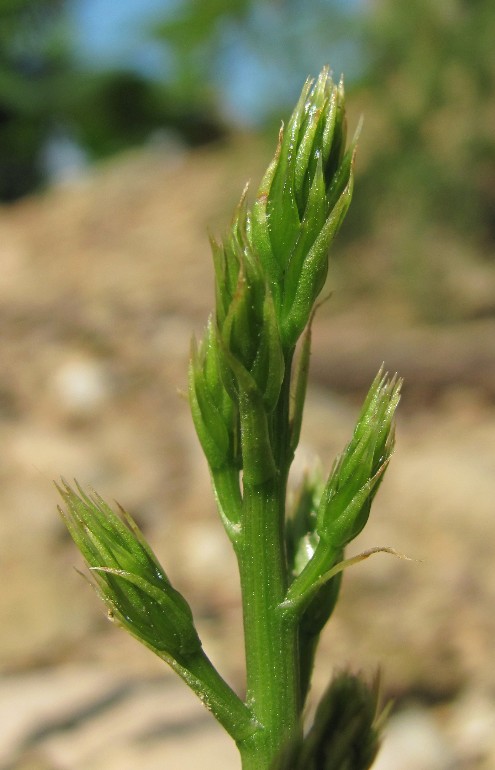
[447,688,495,766]
[52,356,111,418]
[374,707,456,770]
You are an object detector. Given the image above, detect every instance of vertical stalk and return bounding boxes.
[236,479,300,769]
[236,354,301,769]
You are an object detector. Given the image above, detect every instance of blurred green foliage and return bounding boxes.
[343,0,495,313]
[63,69,225,158]
[151,0,353,123]
[1,0,494,320]
[0,0,70,200]
[152,0,251,111]
[362,0,495,239]
[329,0,495,320]
[0,0,226,202]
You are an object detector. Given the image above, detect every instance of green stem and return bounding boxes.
[236,479,301,769]
[211,465,242,542]
[235,353,302,769]
[284,540,338,616]
[162,648,259,744]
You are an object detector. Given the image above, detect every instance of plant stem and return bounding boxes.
[236,479,301,769]
[284,540,337,615]
[235,356,301,769]
[163,648,259,744]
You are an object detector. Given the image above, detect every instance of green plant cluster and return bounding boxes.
[60,68,400,769]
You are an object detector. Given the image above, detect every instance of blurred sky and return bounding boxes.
[69,0,174,76]
[68,0,365,125]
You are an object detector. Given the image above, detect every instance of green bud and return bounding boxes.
[289,309,314,454]
[209,192,285,412]
[298,568,343,707]
[273,671,384,770]
[251,292,285,413]
[227,353,278,486]
[304,670,384,770]
[192,316,278,487]
[286,470,343,704]
[316,369,401,550]
[189,320,240,471]
[249,67,356,349]
[58,482,202,660]
[213,191,263,365]
[286,468,323,579]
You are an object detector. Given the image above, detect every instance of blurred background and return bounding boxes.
[1,1,495,768]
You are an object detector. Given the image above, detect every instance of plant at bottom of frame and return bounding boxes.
[59,67,403,770]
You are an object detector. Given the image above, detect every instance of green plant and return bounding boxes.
[59,67,401,769]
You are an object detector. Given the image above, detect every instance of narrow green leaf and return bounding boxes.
[251,291,285,412]
[289,314,313,454]
[282,171,354,347]
[189,342,230,469]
